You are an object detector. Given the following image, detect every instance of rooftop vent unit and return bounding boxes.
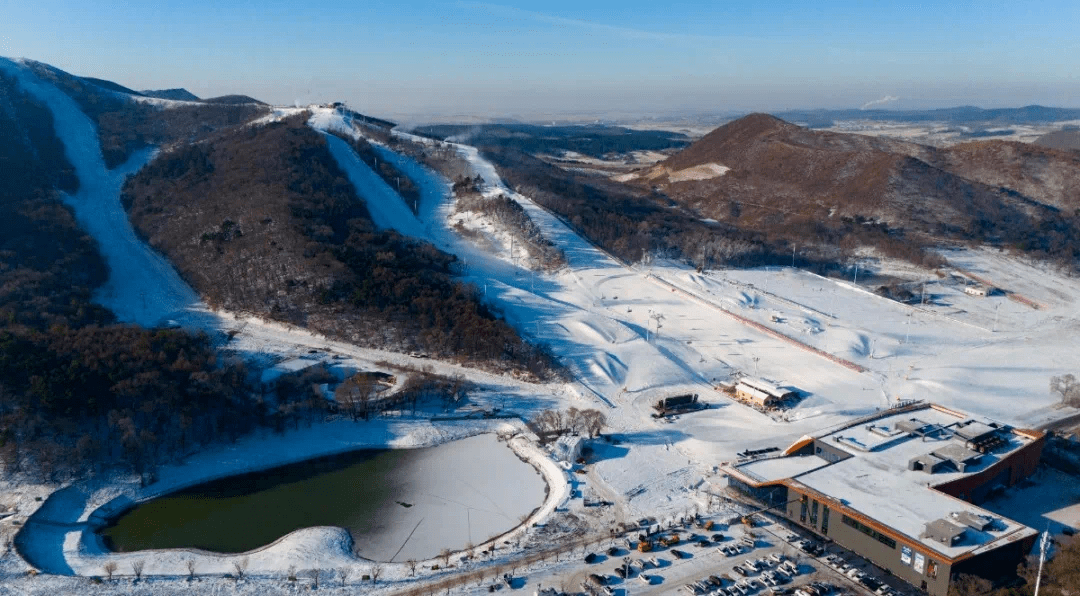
[954,420,999,444]
[949,511,994,532]
[968,434,1008,454]
[931,444,982,473]
[867,424,904,438]
[908,453,950,474]
[923,519,967,546]
[897,418,952,441]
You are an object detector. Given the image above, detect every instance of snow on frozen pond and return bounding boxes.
[99,434,546,562]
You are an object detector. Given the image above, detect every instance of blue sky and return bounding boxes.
[3,0,1079,120]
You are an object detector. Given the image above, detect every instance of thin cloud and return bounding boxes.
[458,1,723,44]
[861,95,900,110]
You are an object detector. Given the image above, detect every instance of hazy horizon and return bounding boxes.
[5,1,1080,122]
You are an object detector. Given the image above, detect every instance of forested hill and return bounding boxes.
[0,59,555,481]
[122,115,555,376]
[0,67,267,481]
[632,114,1080,270]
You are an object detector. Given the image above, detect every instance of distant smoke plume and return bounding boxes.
[860,96,900,110]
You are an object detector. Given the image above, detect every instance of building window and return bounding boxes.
[799,497,807,523]
[841,514,897,549]
[810,500,819,527]
[927,560,937,579]
[822,506,830,535]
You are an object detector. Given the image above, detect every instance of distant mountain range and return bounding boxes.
[775,105,1080,128]
[141,88,201,101]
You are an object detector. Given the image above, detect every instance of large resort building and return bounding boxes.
[723,402,1045,596]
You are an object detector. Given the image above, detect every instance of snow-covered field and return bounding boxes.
[3,63,1080,594]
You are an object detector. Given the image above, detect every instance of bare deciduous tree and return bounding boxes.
[407,559,418,576]
[440,547,452,568]
[309,567,321,589]
[582,408,607,438]
[103,561,117,581]
[287,564,297,583]
[131,559,145,581]
[186,559,196,581]
[233,557,249,580]
[1052,374,1080,407]
[339,566,352,587]
[370,563,384,583]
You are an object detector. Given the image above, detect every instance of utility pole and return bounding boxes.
[993,303,1000,333]
[853,264,859,285]
[792,245,796,268]
[1034,528,1049,596]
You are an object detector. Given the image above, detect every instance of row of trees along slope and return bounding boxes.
[122,114,559,379]
[639,113,1080,271]
[0,69,281,482]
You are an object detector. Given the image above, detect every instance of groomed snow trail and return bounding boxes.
[0,58,206,328]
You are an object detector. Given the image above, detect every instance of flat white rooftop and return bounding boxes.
[734,454,831,484]
[793,455,1035,559]
[729,404,1040,559]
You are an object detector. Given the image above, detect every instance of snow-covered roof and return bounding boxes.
[733,454,831,484]
[735,383,774,404]
[729,404,1040,560]
[738,377,791,397]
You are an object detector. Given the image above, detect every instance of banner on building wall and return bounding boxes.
[914,553,926,574]
[901,546,912,565]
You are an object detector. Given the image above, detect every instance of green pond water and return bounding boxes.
[98,434,546,560]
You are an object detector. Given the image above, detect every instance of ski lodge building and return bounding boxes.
[723,402,1044,596]
[734,377,796,408]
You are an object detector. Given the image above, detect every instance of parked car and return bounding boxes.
[672,549,687,559]
[712,533,726,542]
[585,552,599,564]
[639,573,652,585]
[733,565,750,577]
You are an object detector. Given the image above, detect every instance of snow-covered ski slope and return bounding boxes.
[0,58,204,327]
[372,123,1078,431]
[0,61,565,426]
[315,125,1080,521]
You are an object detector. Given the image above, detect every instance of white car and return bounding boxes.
[846,568,866,580]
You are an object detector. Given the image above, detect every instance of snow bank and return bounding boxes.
[668,162,730,182]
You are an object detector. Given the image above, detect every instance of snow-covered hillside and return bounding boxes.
[3,64,1080,596]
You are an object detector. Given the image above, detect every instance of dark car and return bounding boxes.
[614,567,627,579]
[585,553,599,564]
[672,549,687,559]
[712,533,725,542]
[733,566,749,577]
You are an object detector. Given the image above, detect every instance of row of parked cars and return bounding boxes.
[822,555,896,596]
[681,552,805,596]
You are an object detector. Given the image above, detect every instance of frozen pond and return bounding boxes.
[99,434,546,561]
